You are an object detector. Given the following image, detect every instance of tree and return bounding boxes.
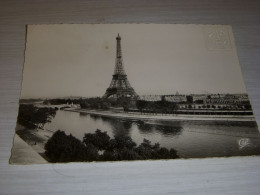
[118,147,141,160]
[136,100,148,112]
[44,130,179,162]
[100,150,117,161]
[111,135,137,150]
[186,95,193,104]
[45,130,98,162]
[244,104,252,110]
[83,129,110,150]
[17,104,56,129]
[135,139,167,160]
[169,149,178,159]
[80,102,88,109]
[101,102,110,110]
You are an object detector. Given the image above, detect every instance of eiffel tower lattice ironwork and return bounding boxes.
[103,34,138,98]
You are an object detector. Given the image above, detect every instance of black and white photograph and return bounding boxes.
[10,24,260,164]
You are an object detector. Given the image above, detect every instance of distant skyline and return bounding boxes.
[21,24,247,99]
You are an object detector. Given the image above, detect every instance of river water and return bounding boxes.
[44,110,260,158]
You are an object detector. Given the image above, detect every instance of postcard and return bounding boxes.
[10,24,260,164]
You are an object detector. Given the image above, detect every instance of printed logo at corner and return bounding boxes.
[204,26,232,51]
[238,138,251,150]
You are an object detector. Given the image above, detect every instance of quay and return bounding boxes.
[65,108,256,122]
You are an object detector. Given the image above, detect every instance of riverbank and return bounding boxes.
[65,108,256,122]
[10,134,47,164]
[15,124,54,157]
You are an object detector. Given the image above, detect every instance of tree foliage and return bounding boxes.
[45,130,98,162]
[17,104,56,129]
[45,129,179,163]
[136,100,179,113]
[83,129,110,150]
[79,97,134,110]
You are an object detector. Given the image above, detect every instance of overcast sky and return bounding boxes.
[20,24,247,99]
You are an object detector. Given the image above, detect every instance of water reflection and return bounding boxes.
[135,120,183,137]
[136,121,153,133]
[79,112,88,117]
[44,110,260,158]
[100,117,133,137]
[154,125,183,137]
[89,114,101,121]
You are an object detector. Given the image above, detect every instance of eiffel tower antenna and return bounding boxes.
[103,34,138,99]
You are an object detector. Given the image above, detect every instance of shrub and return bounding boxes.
[17,104,56,129]
[83,129,110,150]
[45,129,179,162]
[45,130,98,162]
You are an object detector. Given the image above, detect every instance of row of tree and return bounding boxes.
[18,104,56,129]
[44,129,179,162]
[80,97,135,110]
[43,98,81,105]
[80,98,111,110]
[135,99,179,113]
[43,97,135,110]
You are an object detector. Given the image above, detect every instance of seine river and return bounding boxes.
[44,110,260,158]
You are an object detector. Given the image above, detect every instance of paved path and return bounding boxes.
[9,134,47,165]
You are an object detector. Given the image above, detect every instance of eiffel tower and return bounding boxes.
[103,34,138,99]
